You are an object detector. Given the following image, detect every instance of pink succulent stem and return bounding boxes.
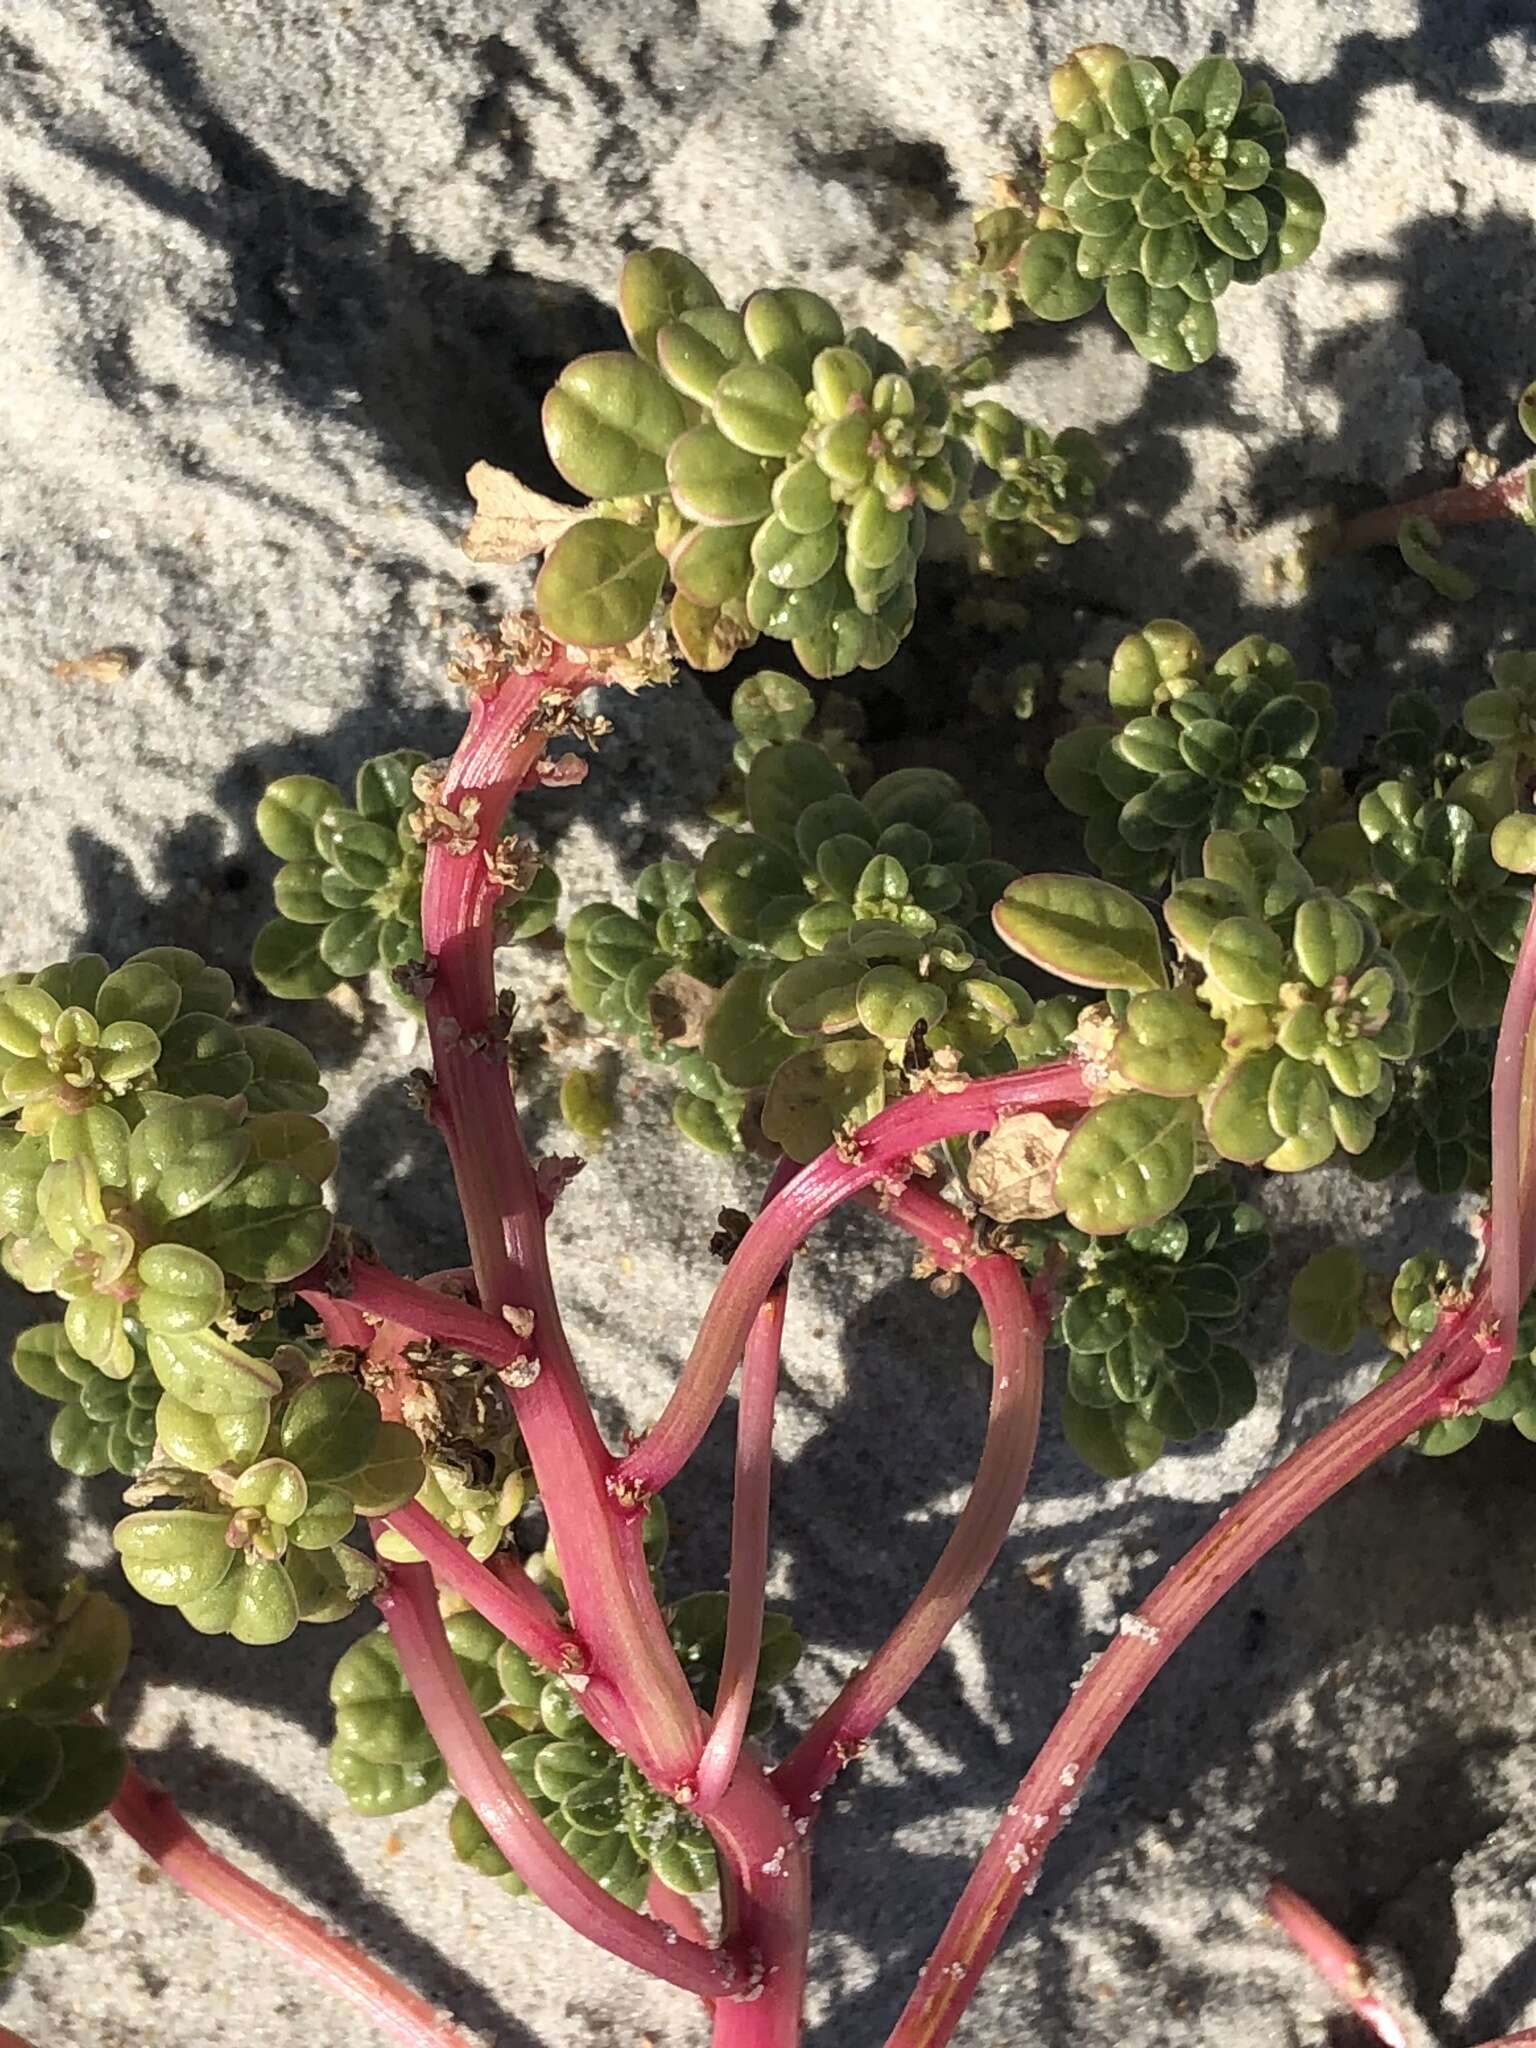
[419,659,703,1784]
[375,1561,743,2000]
[299,1287,373,1350]
[1483,904,1536,1402]
[108,1763,482,2048]
[695,1279,787,1817]
[882,1302,1492,2048]
[1333,453,1534,554]
[1266,1882,1413,2048]
[380,1500,580,1678]
[618,1065,1091,1501]
[418,653,808,2043]
[775,1182,1043,1818]
[345,1257,537,1372]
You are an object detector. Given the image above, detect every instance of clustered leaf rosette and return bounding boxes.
[251,752,560,1005]
[12,1321,159,1479]
[1329,778,1530,1045]
[953,401,1109,578]
[1010,46,1324,369]
[0,1533,131,1975]
[1047,622,1333,888]
[524,248,1104,674]
[0,948,321,1136]
[329,1588,801,1908]
[113,1371,422,1647]
[993,842,1415,1233]
[979,1176,1267,1478]
[1164,834,1415,1171]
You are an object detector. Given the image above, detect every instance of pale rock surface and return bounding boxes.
[1,3,1534,2045]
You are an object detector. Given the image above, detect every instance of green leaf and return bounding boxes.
[761,1039,886,1162]
[1269,167,1326,270]
[24,1722,126,1831]
[1054,1095,1197,1234]
[1288,1248,1365,1355]
[130,948,235,1021]
[855,966,947,1041]
[244,1110,338,1185]
[185,1161,331,1283]
[3,1839,94,1946]
[114,1510,236,1607]
[655,306,753,403]
[95,960,182,1035]
[1017,230,1105,321]
[1062,1390,1164,1478]
[0,1593,130,1720]
[135,1243,227,1334]
[617,248,722,364]
[1170,56,1243,129]
[154,1013,253,1100]
[280,1375,380,1484]
[240,1027,327,1115]
[256,776,341,862]
[746,741,850,854]
[534,519,666,649]
[695,832,803,941]
[129,1100,250,1221]
[1111,989,1224,1095]
[741,286,844,384]
[701,965,798,1087]
[251,918,338,1001]
[347,1422,426,1517]
[993,873,1166,990]
[541,352,687,498]
[712,362,807,458]
[671,523,755,607]
[146,1330,282,1415]
[667,423,776,527]
[0,1715,62,1820]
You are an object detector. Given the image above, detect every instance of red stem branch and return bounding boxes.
[1333,453,1533,554]
[775,1183,1043,1817]
[380,1500,580,1677]
[618,1065,1091,1500]
[376,1560,743,2000]
[418,654,809,2046]
[108,1764,481,2048]
[882,1302,1490,2048]
[695,1277,787,1817]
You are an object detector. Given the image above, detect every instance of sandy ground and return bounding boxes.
[2,2,1535,2043]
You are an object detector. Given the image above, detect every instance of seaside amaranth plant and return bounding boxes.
[11,67,1536,2048]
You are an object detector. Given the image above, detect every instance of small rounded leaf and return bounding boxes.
[994,874,1166,990]
[1054,1096,1198,1235]
[535,520,666,650]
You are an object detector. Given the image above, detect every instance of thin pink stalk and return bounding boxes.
[299,1287,374,1350]
[380,1500,579,1677]
[619,1065,1091,1500]
[346,1257,536,1371]
[695,1279,787,1816]
[108,1763,481,2048]
[1333,453,1534,554]
[882,1304,1486,2048]
[1485,905,1536,1400]
[1266,1882,1413,2048]
[0,2029,36,2048]
[776,1183,1044,1817]
[376,1561,743,2002]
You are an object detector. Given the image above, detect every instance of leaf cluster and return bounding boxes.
[520,248,1104,671]
[114,1371,422,1646]
[973,46,1324,369]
